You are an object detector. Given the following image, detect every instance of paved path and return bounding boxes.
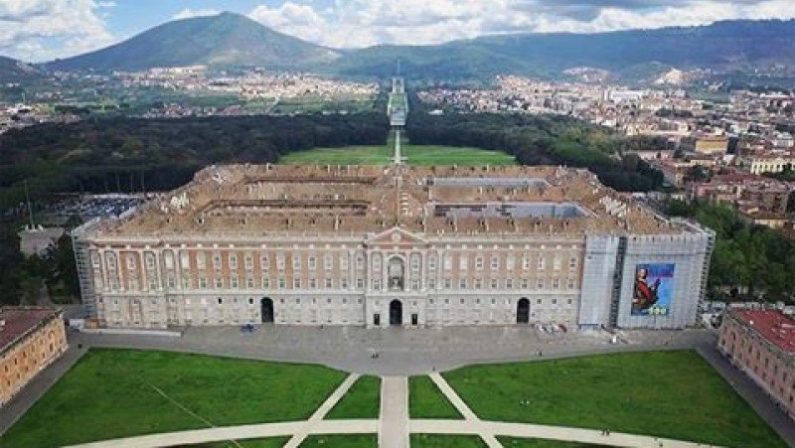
[283,372,360,448]
[429,373,501,448]
[379,376,409,448]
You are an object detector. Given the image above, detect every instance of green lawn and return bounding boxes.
[498,437,606,447]
[0,349,347,448]
[299,434,377,447]
[444,350,785,448]
[177,437,290,448]
[279,144,515,166]
[409,376,462,419]
[326,375,381,419]
[410,434,486,447]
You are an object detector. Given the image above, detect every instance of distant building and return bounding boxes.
[680,133,729,156]
[718,307,795,422]
[18,226,64,257]
[736,151,795,175]
[0,307,67,408]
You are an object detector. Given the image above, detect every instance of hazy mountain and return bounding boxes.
[44,14,795,83]
[0,56,44,83]
[46,12,340,72]
[330,19,795,81]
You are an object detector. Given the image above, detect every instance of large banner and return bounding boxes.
[631,263,675,316]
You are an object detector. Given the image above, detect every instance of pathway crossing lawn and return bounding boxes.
[279,145,515,166]
[180,437,290,448]
[498,437,605,447]
[0,349,347,448]
[326,375,381,419]
[444,350,786,448]
[299,434,377,447]
[410,434,487,447]
[409,376,462,419]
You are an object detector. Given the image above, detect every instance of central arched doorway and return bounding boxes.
[261,297,274,323]
[516,298,529,324]
[389,300,403,326]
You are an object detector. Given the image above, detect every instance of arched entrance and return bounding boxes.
[261,297,274,323]
[389,300,403,326]
[517,298,529,324]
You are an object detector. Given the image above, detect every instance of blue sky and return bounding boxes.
[2,0,793,62]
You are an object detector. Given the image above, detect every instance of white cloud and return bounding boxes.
[0,0,115,62]
[247,0,795,48]
[172,8,221,21]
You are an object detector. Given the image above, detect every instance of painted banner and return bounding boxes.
[631,263,675,316]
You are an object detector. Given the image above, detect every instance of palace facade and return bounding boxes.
[73,164,714,330]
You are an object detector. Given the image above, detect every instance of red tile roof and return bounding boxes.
[0,307,61,353]
[736,309,795,354]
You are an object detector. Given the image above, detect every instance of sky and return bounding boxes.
[1,0,794,62]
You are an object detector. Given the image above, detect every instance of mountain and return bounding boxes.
[329,19,795,81]
[44,15,795,83]
[0,56,44,83]
[46,12,339,72]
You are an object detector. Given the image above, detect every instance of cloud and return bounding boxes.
[247,0,795,48]
[172,8,221,21]
[0,0,115,62]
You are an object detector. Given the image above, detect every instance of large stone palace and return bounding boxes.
[72,163,714,330]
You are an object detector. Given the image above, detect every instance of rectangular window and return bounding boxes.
[552,278,560,289]
[569,257,577,269]
[537,257,545,270]
[293,255,301,270]
[230,276,239,289]
[372,279,381,290]
[522,255,530,270]
[444,255,453,271]
[278,277,286,289]
[459,278,467,289]
[341,278,349,289]
[553,257,561,271]
[212,253,221,270]
[260,255,270,271]
[475,256,484,270]
[229,254,238,269]
[340,254,349,270]
[428,278,436,289]
[309,278,317,289]
[308,256,316,270]
[490,256,499,271]
[444,278,452,289]
[428,256,437,271]
[506,278,513,289]
[567,278,576,289]
[215,278,223,289]
[181,252,191,269]
[459,255,468,270]
[506,255,515,270]
[277,254,285,271]
[357,278,365,289]
[262,278,270,289]
[537,278,545,289]
[245,254,253,270]
[356,254,365,270]
[474,278,483,289]
[491,278,498,289]
[199,277,207,289]
[324,255,333,271]
[325,278,333,288]
[293,278,301,289]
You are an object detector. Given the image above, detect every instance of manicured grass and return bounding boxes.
[0,349,347,448]
[299,434,377,447]
[279,144,515,166]
[498,437,605,447]
[409,376,462,419]
[444,350,786,448]
[411,434,487,447]
[182,437,290,448]
[326,375,381,419]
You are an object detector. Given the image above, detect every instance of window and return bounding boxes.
[276,254,285,271]
[278,277,286,289]
[428,255,437,271]
[293,278,301,289]
[325,278,333,288]
[145,253,156,270]
[506,255,515,270]
[444,278,452,289]
[246,277,254,289]
[553,257,561,271]
[459,278,467,289]
[444,255,453,270]
[537,278,545,289]
[245,254,253,270]
[490,256,499,271]
[537,257,545,270]
[474,278,483,289]
[372,279,381,290]
[341,278,348,289]
[230,276,239,289]
[215,278,223,289]
[521,279,529,289]
[324,255,333,271]
[199,277,207,288]
[569,257,577,269]
[567,278,576,289]
[475,256,484,270]
[459,255,468,270]
[356,253,365,270]
[491,278,498,289]
[229,254,238,269]
[212,253,221,269]
[552,278,560,289]
[428,278,436,289]
[308,278,317,289]
[181,251,191,269]
[522,255,530,270]
[293,255,301,270]
[308,256,316,270]
[357,278,365,289]
[340,254,349,270]
[506,278,513,289]
[262,278,270,289]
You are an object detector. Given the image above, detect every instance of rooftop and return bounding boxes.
[84,164,687,240]
[735,309,795,355]
[0,307,61,353]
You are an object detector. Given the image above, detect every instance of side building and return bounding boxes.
[72,164,714,330]
[0,307,68,408]
[718,306,795,422]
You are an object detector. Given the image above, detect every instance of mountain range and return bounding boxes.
[2,12,795,83]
